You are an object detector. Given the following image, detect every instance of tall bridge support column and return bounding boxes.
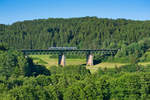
[86,54,93,66]
[58,54,66,67]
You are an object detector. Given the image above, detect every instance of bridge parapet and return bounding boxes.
[21,49,118,55]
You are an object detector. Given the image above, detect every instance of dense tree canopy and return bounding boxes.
[0,49,50,78]
[1,62,150,100]
[0,47,150,99]
[0,17,150,49]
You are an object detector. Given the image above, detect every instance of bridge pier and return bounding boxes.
[86,54,93,66]
[58,54,66,67]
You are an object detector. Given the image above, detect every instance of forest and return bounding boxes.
[1,46,150,100]
[1,17,150,61]
[1,17,150,99]
[0,17,150,50]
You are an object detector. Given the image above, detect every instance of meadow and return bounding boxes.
[29,54,150,73]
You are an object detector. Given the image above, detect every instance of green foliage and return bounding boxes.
[1,17,150,63]
[26,57,51,76]
[105,38,150,63]
[140,52,150,62]
[1,17,150,99]
[1,17,150,50]
[0,42,8,51]
[0,50,29,77]
[50,65,90,76]
[97,64,147,76]
[1,63,150,99]
[0,50,50,78]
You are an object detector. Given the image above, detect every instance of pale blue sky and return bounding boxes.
[0,0,150,24]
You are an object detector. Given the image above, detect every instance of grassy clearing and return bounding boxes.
[29,55,150,73]
[29,55,58,67]
[86,62,128,73]
[29,55,128,73]
[29,55,85,68]
[139,62,150,66]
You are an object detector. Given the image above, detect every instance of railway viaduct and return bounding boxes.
[21,49,118,66]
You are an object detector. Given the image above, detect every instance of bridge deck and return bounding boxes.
[20,49,118,55]
[21,49,118,51]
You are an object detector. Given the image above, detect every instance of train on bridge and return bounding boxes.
[48,47,77,50]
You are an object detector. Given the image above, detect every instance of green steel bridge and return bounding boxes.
[21,49,118,66]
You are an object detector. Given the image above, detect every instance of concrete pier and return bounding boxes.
[58,54,66,67]
[86,54,93,66]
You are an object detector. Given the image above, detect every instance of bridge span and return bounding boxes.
[21,49,118,66]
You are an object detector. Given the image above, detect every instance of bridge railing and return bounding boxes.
[20,49,118,55]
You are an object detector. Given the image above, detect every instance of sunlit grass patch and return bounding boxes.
[87,62,128,73]
[29,55,85,68]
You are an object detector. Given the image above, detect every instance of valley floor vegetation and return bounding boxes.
[1,45,150,100]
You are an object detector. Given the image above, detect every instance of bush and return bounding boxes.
[49,65,90,76]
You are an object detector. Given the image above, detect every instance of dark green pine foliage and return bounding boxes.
[0,17,150,49]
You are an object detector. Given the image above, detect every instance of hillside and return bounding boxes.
[0,17,150,49]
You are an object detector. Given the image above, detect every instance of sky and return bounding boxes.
[0,0,150,24]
